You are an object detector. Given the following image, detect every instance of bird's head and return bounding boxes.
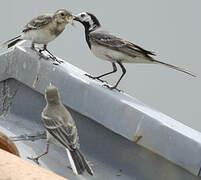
[73,12,101,32]
[45,85,60,104]
[54,9,74,25]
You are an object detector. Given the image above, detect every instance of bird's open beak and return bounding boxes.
[73,15,80,22]
[66,16,75,26]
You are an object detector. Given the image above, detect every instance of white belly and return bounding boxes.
[91,44,152,64]
[22,29,56,45]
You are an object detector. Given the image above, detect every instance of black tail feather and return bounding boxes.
[70,150,93,175]
[152,59,196,77]
[77,150,94,175]
[0,35,22,49]
[70,150,85,174]
[8,38,22,48]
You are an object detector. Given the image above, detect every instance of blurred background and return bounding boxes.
[1,0,201,131]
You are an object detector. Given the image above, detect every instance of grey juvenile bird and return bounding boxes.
[28,85,93,176]
[0,9,74,63]
[74,12,196,90]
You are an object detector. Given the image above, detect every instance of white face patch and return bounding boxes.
[78,12,96,31]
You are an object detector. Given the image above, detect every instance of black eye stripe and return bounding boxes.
[81,14,85,18]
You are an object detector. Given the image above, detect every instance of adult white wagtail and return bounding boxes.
[0,9,74,63]
[28,85,93,176]
[74,12,196,90]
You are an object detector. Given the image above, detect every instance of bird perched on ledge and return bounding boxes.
[0,9,74,64]
[28,85,93,176]
[74,12,196,91]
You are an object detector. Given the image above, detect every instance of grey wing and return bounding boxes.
[42,113,79,150]
[23,14,53,32]
[89,31,156,58]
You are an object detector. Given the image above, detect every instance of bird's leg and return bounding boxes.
[43,45,64,64]
[36,44,56,62]
[103,61,126,92]
[31,43,36,50]
[85,62,117,83]
[27,142,49,165]
[31,43,41,52]
[30,43,49,60]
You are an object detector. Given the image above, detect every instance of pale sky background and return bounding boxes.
[1,1,201,132]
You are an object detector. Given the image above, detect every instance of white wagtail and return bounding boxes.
[0,9,74,63]
[28,85,93,176]
[74,12,196,90]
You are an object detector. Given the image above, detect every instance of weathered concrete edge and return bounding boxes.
[0,46,201,176]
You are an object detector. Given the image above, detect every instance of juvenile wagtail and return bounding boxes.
[0,9,74,63]
[28,85,93,176]
[74,12,196,90]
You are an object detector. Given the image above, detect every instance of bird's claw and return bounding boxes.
[48,55,63,64]
[37,48,63,64]
[33,48,49,60]
[102,84,122,92]
[53,62,59,65]
[38,48,44,53]
[38,52,49,60]
[85,74,108,83]
[56,59,64,64]
[67,166,72,170]
[27,156,40,165]
[98,78,108,83]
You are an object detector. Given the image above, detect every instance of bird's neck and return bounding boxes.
[85,30,91,49]
[49,21,66,37]
[85,26,100,49]
[47,100,61,106]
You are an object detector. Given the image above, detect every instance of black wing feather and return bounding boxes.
[42,114,78,150]
[89,31,156,58]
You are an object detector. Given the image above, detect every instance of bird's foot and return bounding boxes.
[55,58,64,64]
[116,169,123,176]
[38,48,44,53]
[40,54,50,60]
[67,166,72,170]
[32,48,49,60]
[43,49,64,64]
[47,54,64,64]
[31,46,37,51]
[27,156,40,165]
[133,135,143,143]
[102,84,123,92]
[85,74,108,83]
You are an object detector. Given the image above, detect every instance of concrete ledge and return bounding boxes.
[0,46,201,177]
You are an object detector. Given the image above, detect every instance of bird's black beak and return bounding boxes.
[73,15,81,22]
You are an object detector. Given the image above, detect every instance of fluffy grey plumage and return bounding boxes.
[28,85,93,176]
[0,9,73,51]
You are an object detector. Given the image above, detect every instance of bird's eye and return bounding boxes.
[61,13,65,16]
[81,14,85,18]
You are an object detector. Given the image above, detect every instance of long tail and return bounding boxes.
[66,148,94,176]
[0,35,23,49]
[152,59,196,77]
